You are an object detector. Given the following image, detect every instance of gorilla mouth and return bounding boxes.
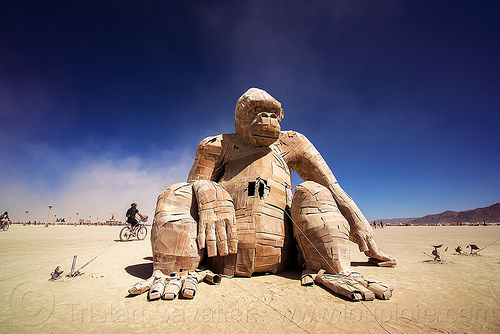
[248,119,281,146]
[249,133,279,146]
[250,125,280,139]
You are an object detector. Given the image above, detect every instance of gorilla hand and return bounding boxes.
[192,180,238,257]
[351,229,396,267]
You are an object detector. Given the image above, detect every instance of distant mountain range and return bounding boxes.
[376,203,500,226]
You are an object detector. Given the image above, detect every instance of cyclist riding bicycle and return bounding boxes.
[0,211,12,227]
[126,203,146,234]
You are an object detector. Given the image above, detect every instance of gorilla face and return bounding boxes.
[235,88,284,147]
[248,107,282,146]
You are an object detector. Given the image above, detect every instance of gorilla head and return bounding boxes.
[234,88,284,147]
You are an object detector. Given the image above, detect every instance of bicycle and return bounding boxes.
[0,219,10,231]
[119,215,148,241]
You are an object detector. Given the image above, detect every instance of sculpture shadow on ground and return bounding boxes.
[276,268,302,280]
[350,261,380,267]
[125,262,153,280]
[316,283,355,302]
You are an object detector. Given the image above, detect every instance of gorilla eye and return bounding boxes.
[253,107,279,118]
[268,110,278,118]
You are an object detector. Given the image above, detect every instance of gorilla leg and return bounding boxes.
[130,181,237,300]
[151,182,201,274]
[291,181,351,274]
[129,182,201,299]
[291,181,393,300]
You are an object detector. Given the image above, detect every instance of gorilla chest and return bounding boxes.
[218,145,292,273]
[219,144,292,212]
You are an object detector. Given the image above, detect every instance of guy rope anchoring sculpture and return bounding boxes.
[129,88,396,301]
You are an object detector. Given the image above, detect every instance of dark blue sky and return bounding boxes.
[1,1,499,222]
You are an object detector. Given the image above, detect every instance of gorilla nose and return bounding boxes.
[258,112,278,119]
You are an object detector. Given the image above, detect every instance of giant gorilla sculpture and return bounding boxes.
[130,88,395,301]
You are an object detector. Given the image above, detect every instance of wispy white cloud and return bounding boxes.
[0,148,193,222]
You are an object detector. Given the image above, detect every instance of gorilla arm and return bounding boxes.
[187,135,238,257]
[128,136,236,299]
[188,135,226,182]
[280,131,395,265]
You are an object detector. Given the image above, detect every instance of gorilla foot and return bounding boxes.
[128,269,221,300]
[148,272,167,301]
[348,272,393,300]
[315,270,374,301]
[314,270,393,301]
[128,275,155,295]
[180,275,198,299]
[162,276,183,300]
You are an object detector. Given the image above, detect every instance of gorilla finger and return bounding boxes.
[197,221,206,249]
[129,276,154,295]
[355,232,369,253]
[206,222,217,257]
[228,238,238,254]
[215,219,229,256]
[223,217,238,254]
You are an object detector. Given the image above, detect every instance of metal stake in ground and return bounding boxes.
[70,255,77,275]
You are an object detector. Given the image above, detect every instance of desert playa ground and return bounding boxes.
[0,225,498,334]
